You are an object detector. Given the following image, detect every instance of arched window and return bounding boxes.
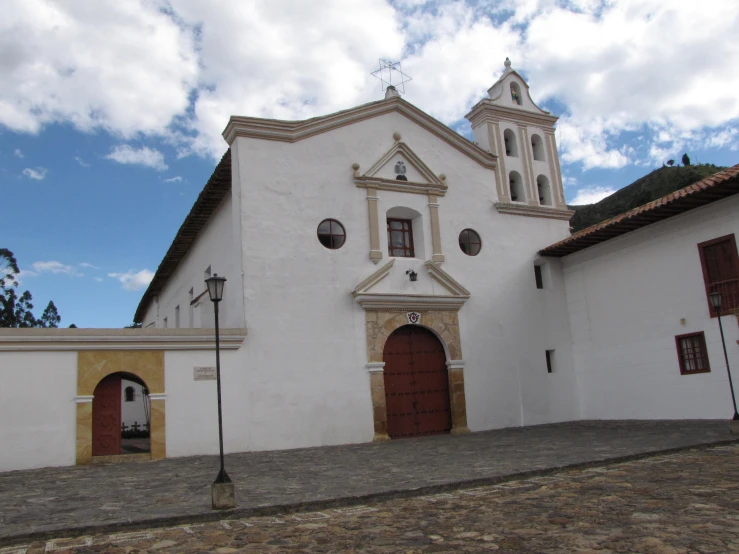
[510,82,523,106]
[537,175,552,206]
[531,134,545,161]
[503,128,518,157]
[509,171,525,203]
[124,386,135,402]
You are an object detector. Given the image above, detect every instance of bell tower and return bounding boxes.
[465,59,571,219]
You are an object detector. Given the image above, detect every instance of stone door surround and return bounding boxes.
[365,309,470,441]
[76,350,165,465]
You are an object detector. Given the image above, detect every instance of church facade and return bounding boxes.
[0,61,737,472]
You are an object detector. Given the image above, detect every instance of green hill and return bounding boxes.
[569,163,727,232]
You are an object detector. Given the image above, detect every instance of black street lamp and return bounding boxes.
[709,291,739,421]
[206,273,236,509]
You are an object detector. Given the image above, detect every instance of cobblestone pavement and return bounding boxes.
[0,421,736,544]
[3,444,739,553]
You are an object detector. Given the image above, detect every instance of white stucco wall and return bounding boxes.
[230,108,578,451]
[121,379,147,428]
[141,194,244,329]
[0,352,77,471]
[562,195,739,420]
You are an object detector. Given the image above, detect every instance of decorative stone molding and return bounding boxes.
[427,194,445,263]
[365,187,383,263]
[75,395,94,403]
[352,260,470,311]
[224,97,497,170]
[0,328,247,351]
[362,309,470,439]
[366,362,386,372]
[76,350,166,465]
[354,142,448,197]
[494,202,574,221]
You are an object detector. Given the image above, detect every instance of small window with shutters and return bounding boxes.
[698,234,739,316]
[387,218,415,258]
[675,332,710,375]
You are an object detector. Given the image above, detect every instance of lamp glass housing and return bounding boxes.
[205,274,227,302]
[709,291,722,310]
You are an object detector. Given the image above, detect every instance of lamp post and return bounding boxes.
[206,273,236,509]
[709,291,739,421]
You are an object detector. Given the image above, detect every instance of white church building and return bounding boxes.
[0,60,737,472]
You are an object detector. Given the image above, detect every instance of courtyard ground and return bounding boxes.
[0,420,737,550]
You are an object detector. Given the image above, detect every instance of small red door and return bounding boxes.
[383,325,451,438]
[92,374,122,456]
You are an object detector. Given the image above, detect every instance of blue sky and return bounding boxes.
[1,0,738,328]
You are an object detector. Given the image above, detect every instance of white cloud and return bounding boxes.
[74,156,90,167]
[0,0,198,136]
[105,145,168,171]
[109,269,154,291]
[22,167,47,180]
[13,148,23,158]
[79,262,99,269]
[1,0,738,169]
[164,176,183,183]
[568,185,616,205]
[31,260,82,276]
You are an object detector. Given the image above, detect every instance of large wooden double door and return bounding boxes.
[383,325,452,438]
[92,374,122,456]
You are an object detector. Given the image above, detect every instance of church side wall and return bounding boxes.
[0,351,77,471]
[563,195,739,419]
[231,111,579,452]
[141,194,244,329]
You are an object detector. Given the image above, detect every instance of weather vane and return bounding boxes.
[371,60,412,94]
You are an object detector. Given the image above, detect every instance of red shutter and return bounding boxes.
[698,234,739,316]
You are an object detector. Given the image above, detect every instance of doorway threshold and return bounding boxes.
[91,453,152,465]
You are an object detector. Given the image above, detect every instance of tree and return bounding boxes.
[667,159,675,167]
[682,153,691,166]
[1,248,65,328]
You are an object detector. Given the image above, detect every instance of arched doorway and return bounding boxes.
[92,372,150,457]
[383,325,452,438]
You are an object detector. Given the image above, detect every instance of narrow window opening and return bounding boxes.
[503,128,518,157]
[546,350,554,374]
[534,265,544,289]
[188,288,194,327]
[537,175,552,206]
[510,82,523,105]
[531,134,545,161]
[509,171,524,202]
[124,386,135,402]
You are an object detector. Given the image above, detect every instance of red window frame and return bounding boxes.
[675,332,711,375]
[387,218,415,258]
[697,234,739,317]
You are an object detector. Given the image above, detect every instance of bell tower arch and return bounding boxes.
[465,58,572,221]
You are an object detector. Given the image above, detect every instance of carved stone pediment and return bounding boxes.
[353,141,448,196]
[352,260,470,310]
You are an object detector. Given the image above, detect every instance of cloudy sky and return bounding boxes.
[1,0,738,328]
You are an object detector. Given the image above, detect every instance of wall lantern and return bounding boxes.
[406,269,418,282]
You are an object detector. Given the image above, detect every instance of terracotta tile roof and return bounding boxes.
[134,149,232,323]
[540,164,739,257]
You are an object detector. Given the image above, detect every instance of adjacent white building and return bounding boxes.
[0,60,737,472]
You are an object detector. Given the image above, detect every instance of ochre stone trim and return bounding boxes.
[366,187,383,263]
[494,202,575,220]
[76,350,165,465]
[428,194,445,263]
[364,310,468,439]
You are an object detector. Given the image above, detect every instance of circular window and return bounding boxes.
[317,219,346,250]
[459,229,481,256]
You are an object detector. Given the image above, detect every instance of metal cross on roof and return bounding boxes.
[371,60,412,94]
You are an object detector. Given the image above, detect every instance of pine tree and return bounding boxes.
[682,153,691,166]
